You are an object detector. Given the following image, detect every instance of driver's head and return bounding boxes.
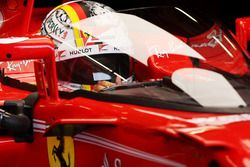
[41,1,130,86]
[41,0,114,48]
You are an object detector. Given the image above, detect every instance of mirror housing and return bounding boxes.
[0,36,58,100]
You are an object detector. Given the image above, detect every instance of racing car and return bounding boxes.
[1,0,250,166]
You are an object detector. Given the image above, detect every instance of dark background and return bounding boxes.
[187,0,249,31]
[96,0,249,32]
[35,0,249,32]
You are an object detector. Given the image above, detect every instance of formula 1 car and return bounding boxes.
[1,0,250,167]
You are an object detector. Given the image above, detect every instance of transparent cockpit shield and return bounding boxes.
[72,12,205,65]
[56,7,249,108]
[172,68,246,107]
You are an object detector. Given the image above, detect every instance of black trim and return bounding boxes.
[45,124,116,137]
[0,93,39,142]
[2,77,37,92]
[2,76,250,114]
[59,89,250,114]
[79,2,91,17]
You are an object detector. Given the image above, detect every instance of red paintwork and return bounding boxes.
[0,36,59,100]
[134,54,193,81]
[0,1,250,167]
[190,24,248,75]
[236,17,250,51]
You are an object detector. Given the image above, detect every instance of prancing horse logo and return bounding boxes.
[52,136,70,167]
[47,136,75,167]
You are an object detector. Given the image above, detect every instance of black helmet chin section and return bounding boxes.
[0,93,38,142]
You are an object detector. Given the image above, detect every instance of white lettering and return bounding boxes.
[191,29,223,48]
[102,153,122,167]
[114,158,122,167]
[46,17,65,37]
[69,48,92,56]
[6,60,33,72]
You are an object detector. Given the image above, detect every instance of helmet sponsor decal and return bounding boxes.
[47,136,75,167]
[56,37,121,62]
[55,9,71,26]
[44,12,70,41]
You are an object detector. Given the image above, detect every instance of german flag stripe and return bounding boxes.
[78,2,91,17]
[68,2,87,20]
[60,4,84,48]
[68,2,90,41]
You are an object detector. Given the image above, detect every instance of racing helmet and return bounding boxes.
[41,0,130,87]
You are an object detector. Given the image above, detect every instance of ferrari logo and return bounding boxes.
[47,136,75,167]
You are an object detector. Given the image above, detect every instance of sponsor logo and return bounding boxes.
[149,45,170,58]
[57,50,66,61]
[6,60,33,72]
[191,29,223,48]
[46,16,67,39]
[102,153,122,167]
[34,120,184,167]
[69,48,92,56]
[55,9,71,26]
[47,136,75,167]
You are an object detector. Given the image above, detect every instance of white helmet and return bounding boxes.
[41,1,130,87]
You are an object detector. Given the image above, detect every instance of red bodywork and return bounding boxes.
[1,1,250,167]
[236,17,250,52]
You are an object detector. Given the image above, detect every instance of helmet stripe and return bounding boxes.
[68,2,87,20]
[68,2,90,43]
[78,2,91,17]
[60,4,84,48]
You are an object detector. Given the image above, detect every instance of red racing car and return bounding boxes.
[1,0,250,166]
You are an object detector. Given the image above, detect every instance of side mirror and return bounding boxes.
[236,17,250,53]
[0,36,58,100]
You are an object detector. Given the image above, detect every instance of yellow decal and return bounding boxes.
[82,84,91,91]
[60,5,84,48]
[47,136,75,167]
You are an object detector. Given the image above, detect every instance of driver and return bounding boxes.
[41,0,130,92]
